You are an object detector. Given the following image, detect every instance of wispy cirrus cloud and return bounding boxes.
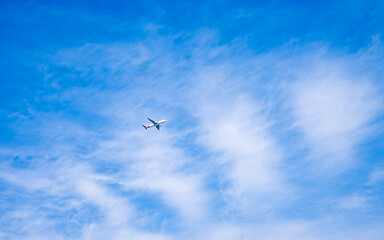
[289,57,382,172]
[189,67,287,216]
[1,22,384,240]
[367,167,384,185]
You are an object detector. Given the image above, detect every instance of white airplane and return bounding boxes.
[142,117,167,131]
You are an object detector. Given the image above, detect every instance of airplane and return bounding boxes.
[142,117,167,131]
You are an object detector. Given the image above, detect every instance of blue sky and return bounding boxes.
[1,0,384,239]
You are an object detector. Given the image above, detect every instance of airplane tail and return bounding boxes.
[142,124,148,130]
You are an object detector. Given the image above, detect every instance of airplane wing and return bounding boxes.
[147,117,157,124]
[156,125,160,130]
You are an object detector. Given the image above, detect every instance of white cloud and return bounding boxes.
[95,129,211,226]
[290,58,382,171]
[367,167,384,185]
[196,96,283,193]
[186,59,288,216]
[337,194,370,210]
[1,31,384,240]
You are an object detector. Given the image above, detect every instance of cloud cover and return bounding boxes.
[1,1,384,239]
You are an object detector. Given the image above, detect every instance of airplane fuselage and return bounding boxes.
[156,120,166,125]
